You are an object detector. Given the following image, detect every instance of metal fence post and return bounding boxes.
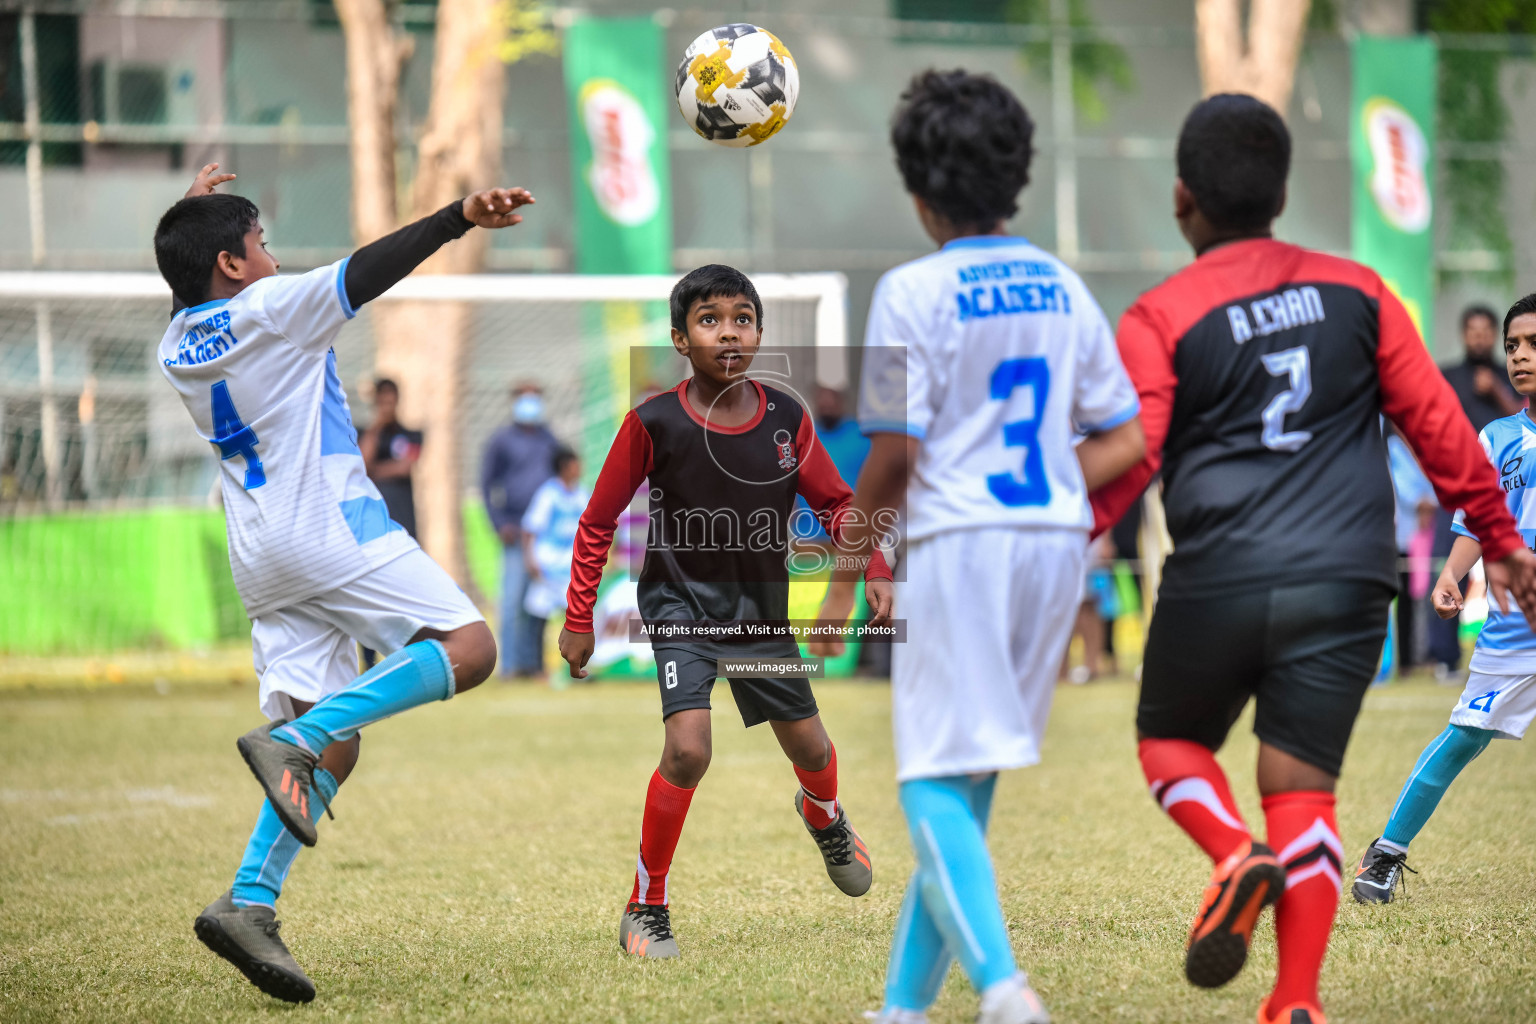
[1051,0,1079,266]
[20,4,47,269]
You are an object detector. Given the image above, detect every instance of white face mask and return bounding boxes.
[513,394,545,425]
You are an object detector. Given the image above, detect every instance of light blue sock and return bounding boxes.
[892,774,1016,1000]
[884,774,1000,1012]
[1381,723,1495,849]
[231,768,340,907]
[273,640,454,756]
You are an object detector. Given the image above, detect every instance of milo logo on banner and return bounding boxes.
[1362,97,1432,234]
[579,79,661,227]
[1350,36,1437,339]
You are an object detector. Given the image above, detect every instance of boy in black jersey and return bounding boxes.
[559,264,894,958]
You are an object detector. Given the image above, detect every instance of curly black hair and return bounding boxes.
[890,69,1035,229]
[1176,93,1291,233]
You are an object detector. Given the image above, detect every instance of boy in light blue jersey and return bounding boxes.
[1353,293,1536,904]
[155,165,533,1001]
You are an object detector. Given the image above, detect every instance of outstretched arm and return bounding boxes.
[558,412,653,678]
[343,187,535,308]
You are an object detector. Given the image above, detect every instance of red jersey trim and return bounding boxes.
[677,377,768,435]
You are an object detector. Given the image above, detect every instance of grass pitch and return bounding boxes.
[2,676,1534,1023]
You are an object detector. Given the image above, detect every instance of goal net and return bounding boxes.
[0,271,849,656]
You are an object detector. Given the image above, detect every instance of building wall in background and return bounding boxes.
[0,2,1529,356]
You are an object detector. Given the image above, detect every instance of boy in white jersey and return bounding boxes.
[1354,294,1536,904]
[810,71,1145,1024]
[155,165,533,1002]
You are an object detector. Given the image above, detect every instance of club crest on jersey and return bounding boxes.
[773,429,797,471]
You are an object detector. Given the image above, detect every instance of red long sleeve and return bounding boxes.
[564,411,653,633]
[1375,288,1521,562]
[1091,304,1174,536]
[794,414,893,581]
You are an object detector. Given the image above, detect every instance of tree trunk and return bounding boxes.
[372,0,506,591]
[1194,0,1312,115]
[333,0,412,244]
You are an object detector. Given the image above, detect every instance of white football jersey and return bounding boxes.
[158,260,415,617]
[860,235,1138,540]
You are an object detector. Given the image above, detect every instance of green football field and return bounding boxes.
[2,677,1533,1023]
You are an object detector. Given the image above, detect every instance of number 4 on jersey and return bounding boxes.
[211,380,266,489]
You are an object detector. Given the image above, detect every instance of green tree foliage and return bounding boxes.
[1425,0,1536,283]
[1007,0,1133,123]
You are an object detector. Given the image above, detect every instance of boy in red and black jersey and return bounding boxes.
[1090,95,1536,1024]
[559,265,894,959]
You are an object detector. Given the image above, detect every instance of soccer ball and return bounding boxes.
[675,24,799,148]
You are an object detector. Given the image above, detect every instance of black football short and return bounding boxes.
[1137,579,1393,777]
[652,645,819,728]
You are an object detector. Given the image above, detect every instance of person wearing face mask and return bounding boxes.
[481,383,561,680]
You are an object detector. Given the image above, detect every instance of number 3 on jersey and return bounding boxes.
[211,380,266,489]
[987,357,1052,507]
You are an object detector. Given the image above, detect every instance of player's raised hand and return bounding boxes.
[185,162,236,198]
[462,187,535,229]
[557,626,595,679]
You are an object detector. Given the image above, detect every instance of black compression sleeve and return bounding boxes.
[343,200,472,309]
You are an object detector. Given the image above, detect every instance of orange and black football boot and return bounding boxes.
[1185,839,1287,988]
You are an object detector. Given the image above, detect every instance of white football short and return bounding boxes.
[892,526,1086,781]
[1449,667,1536,740]
[251,546,483,721]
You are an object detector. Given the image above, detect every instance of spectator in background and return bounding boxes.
[521,446,588,681]
[481,382,560,680]
[359,378,421,669]
[1388,426,1437,676]
[360,379,421,537]
[1431,306,1527,678]
[814,384,870,487]
[1441,305,1522,432]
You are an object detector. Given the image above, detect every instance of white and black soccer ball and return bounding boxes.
[675,24,799,148]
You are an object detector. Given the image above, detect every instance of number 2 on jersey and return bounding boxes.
[987,357,1052,507]
[1260,346,1314,453]
[211,380,266,489]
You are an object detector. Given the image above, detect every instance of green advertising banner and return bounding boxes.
[1351,35,1438,338]
[563,17,678,679]
[563,16,673,274]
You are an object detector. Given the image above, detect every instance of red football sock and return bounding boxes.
[1263,790,1343,1013]
[628,769,695,906]
[794,742,838,829]
[1138,738,1251,862]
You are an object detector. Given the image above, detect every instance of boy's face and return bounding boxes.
[214,222,279,295]
[559,458,582,485]
[670,293,760,386]
[1505,313,1536,397]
